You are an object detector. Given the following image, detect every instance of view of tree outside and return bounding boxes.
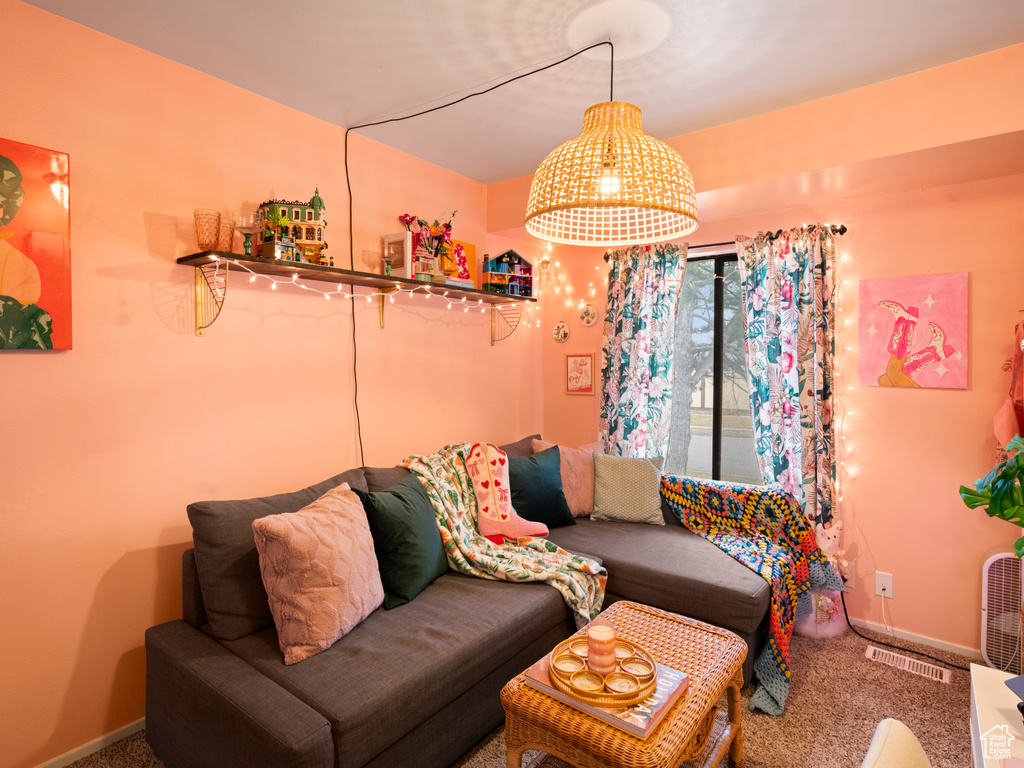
[665,257,762,483]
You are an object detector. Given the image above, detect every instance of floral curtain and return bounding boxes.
[600,243,687,458]
[736,226,837,527]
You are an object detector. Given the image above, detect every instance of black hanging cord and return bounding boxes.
[342,40,614,464]
[609,43,614,101]
[839,591,970,672]
[344,40,614,272]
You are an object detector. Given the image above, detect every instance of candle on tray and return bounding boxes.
[586,623,617,675]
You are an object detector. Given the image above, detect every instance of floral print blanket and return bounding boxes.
[661,473,842,715]
[404,443,606,628]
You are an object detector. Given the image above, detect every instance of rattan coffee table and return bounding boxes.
[501,601,746,768]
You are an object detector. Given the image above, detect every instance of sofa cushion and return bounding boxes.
[187,467,367,640]
[354,474,448,608]
[253,484,384,665]
[592,454,665,525]
[508,446,574,529]
[497,433,542,458]
[532,438,604,517]
[545,518,770,636]
[363,465,410,492]
[222,571,573,768]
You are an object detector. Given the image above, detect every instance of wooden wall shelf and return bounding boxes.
[177,251,536,343]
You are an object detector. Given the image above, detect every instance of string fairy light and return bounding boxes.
[206,255,539,323]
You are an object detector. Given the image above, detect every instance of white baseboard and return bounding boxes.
[36,718,145,768]
[849,618,984,663]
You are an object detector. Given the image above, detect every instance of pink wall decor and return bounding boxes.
[566,353,595,395]
[857,272,968,389]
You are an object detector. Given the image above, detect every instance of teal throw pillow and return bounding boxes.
[354,474,448,609]
[508,446,575,529]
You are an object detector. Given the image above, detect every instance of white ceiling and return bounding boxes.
[23,0,1024,184]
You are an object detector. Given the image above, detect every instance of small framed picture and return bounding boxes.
[382,231,412,278]
[566,353,595,396]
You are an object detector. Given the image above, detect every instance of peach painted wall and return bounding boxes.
[1,3,541,767]
[690,176,1024,653]
[533,44,1024,654]
[537,175,1024,653]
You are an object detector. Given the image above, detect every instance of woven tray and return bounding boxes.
[546,635,658,707]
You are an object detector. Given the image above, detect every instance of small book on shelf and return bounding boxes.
[523,655,689,739]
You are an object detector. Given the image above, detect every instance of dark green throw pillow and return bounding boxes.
[508,446,575,529]
[354,474,448,609]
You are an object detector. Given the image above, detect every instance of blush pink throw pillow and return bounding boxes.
[532,439,605,517]
[252,483,384,665]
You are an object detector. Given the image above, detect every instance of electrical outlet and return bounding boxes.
[875,571,894,599]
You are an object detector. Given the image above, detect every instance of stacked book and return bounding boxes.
[523,655,689,739]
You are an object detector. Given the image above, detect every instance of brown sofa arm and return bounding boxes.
[145,620,333,768]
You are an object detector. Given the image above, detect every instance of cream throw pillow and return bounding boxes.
[591,454,665,525]
[252,483,384,664]
[532,439,604,517]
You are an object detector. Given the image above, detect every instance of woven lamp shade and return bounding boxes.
[525,101,698,246]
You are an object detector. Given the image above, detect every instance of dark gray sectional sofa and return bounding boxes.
[145,436,770,768]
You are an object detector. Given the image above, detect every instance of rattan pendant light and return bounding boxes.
[525,100,698,246]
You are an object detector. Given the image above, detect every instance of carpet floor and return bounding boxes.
[71,625,975,768]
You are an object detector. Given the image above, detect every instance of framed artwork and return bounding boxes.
[553,321,569,343]
[382,231,411,278]
[857,272,967,389]
[566,353,595,395]
[0,137,71,349]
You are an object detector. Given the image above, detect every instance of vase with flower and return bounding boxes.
[400,211,460,283]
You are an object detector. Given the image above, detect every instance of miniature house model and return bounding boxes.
[254,186,329,264]
[482,249,533,297]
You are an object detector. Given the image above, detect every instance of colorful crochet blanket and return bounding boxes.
[661,474,842,715]
[404,444,606,628]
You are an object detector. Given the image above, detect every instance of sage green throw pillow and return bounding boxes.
[592,454,665,525]
[354,474,448,609]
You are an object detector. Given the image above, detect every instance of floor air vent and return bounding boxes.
[865,645,951,683]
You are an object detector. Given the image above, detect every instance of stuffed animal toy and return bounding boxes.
[795,518,849,638]
[815,519,849,572]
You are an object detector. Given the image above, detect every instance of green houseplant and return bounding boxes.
[960,435,1024,556]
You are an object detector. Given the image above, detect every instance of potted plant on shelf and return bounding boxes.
[960,435,1024,556]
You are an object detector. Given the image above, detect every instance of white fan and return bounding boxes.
[982,552,1023,672]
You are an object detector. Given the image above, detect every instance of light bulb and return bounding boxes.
[598,172,621,197]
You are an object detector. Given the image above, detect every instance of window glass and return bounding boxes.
[665,255,760,484]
